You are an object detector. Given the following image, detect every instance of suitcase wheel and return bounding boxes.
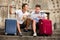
[5,33,7,35]
[14,33,17,35]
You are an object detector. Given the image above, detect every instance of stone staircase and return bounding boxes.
[0,29,60,40]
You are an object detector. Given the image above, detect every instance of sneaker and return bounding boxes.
[19,33,23,36]
[33,33,37,37]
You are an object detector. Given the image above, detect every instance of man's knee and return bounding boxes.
[33,20,36,24]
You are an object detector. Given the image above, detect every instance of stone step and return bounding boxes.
[0,29,60,40]
[0,29,60,36]
[0,31,60,37]
[0,35,60,40]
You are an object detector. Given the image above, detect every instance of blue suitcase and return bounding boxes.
[5,19,17,35]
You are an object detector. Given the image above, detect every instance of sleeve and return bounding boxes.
[15,10,19,14]
[30,11,35,19]
[16,10,23,19]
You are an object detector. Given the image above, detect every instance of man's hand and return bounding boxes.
[22,15,27,20]
[38,16,41,18]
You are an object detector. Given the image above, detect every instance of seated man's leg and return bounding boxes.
[32,20,37,36]
[17,21,22,36]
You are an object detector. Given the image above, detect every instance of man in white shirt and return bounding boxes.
[15,3,30,36]
[31,5,47,36]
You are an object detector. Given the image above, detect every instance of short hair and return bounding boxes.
[22,3,28,9]
[35,4,41,8]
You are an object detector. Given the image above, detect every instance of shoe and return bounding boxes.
[33,33,37,37]
[19,33,23,36]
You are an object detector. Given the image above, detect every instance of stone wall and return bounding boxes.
[0,0,60,30]
[0,5,8,29]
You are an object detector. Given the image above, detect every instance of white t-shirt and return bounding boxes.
[31,11,47,22]
[15,10,30,24]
